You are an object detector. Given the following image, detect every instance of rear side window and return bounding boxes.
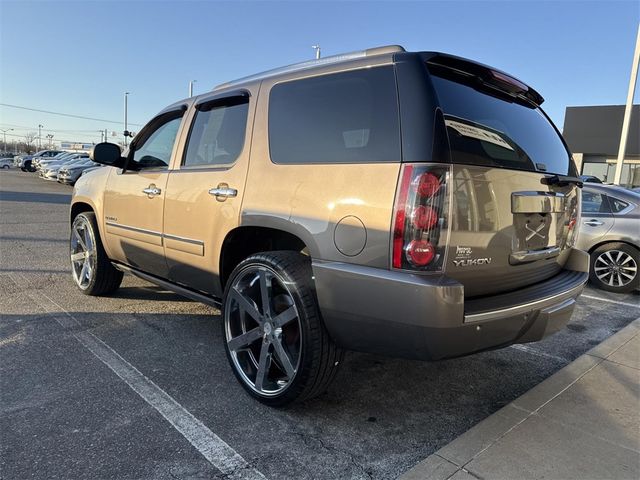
[608,196,629,213]
[183,97,249,167]
[268,66,400,164]
[429,74,571,175]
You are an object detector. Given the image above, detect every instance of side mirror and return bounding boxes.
[90,142,125,167]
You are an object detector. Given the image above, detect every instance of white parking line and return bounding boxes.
[9,273,266,480]
[580,294,640,309]
[510,344,567,362]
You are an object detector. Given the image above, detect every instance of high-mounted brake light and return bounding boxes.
[489,70,528,93]
[392,164,450,271]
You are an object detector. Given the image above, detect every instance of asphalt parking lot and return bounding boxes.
[1,168,639,480]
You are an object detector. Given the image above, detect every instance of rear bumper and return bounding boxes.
[312,248,589,360]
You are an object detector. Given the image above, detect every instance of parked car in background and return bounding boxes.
[16,155,34,170]
[579,174,603,184]
[58,161,101,185]
[40,157,90,181]
[578,183,639,293]
[73,45,588,406]
[0,158,13,169]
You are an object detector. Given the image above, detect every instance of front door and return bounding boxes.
[103,111,186,277]
[163,92,254,296]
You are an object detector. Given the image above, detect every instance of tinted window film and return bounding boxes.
[429,74,571,175]
[132,116,182,168]
[269,66,400,164]
[183,99,249,167]
[582,191,609,214]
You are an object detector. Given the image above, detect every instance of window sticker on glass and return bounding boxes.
[445,118,514,151]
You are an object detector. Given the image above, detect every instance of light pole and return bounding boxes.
[189,79,197,97]
[38,124,44,149]
[312,44,321,59]
[46,134,54,148]
[124,92,130,146]
[0,128,13,152]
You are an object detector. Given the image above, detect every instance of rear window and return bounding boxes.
[268,66,400,164]
[429,74,571,175]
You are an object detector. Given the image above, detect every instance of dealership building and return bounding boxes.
[562,104,639,187]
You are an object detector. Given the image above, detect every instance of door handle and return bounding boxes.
[583,219,604,227]
[208,184,237,201]
[142,185,162,197]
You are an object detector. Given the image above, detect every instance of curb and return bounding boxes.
[399,317,640,480]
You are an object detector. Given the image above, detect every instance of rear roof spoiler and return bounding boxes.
[422,52,545,106]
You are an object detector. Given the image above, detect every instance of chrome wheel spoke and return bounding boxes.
[70,252,85,262]
[227,327,263,352]
[272,305,297,328]
[79,260,89,283]
[272,339,296,378]
[74,228,87,251]
[259,270,271,317]
[254,341,271,391]
[230,287,261,322]
[605,251,615,265]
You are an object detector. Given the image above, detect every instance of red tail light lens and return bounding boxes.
[406,239,435,266]
[414,172,441,198]
[392,164,450,271]
[412,205,438,230]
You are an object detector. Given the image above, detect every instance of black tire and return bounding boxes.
[589,242,639,293]
[70,212,123,295]
[222,251,344,407]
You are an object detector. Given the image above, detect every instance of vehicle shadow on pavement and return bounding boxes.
[0,190,71,204]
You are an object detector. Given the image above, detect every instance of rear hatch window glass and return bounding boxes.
[429,73,571,175]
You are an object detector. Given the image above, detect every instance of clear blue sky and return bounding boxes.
[1,0,638,146]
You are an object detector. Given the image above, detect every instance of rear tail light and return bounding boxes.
[392,164,450,271]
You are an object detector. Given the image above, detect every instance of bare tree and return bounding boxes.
[24,132,36,153]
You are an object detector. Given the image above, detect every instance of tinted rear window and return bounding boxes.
[269,66,400,164]
[430,74,571,175]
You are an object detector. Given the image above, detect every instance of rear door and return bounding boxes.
[163,90,255,296]
[427,60,580,297]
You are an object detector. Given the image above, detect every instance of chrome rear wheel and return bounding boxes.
[224,265,302,397]
[594,250,637,289]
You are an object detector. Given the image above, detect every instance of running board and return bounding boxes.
[112,263,222,309]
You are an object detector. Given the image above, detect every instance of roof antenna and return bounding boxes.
[312,45,321,60]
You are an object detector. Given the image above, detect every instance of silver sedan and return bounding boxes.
[577,184,640,293]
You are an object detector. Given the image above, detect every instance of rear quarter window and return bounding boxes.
[268,66,400,164]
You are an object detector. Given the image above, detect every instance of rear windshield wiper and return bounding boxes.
[541,174,583,188]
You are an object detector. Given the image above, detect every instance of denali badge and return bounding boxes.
[453,258,493,267]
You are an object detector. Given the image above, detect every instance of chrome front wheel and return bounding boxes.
[71,215,96,289]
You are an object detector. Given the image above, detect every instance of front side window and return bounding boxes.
[183,98,249,167]
[268,66,400,164]
[132,115,183,169]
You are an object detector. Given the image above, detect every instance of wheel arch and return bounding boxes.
[588,239,640,255]
[219,226,309,290]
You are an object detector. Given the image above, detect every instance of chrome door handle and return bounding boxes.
[208,185,237,200]
[583,219,604,227]
[142,186,162,196]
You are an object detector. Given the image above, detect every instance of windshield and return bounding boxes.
[429,73,573,176]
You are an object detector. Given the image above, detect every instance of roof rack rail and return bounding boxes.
[213,45,405,91]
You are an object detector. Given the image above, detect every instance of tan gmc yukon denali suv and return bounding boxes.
[70,46,589,406]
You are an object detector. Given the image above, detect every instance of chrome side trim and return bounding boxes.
[162,233,204,246]
[105,221,163,238]
[464,280,586,323]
